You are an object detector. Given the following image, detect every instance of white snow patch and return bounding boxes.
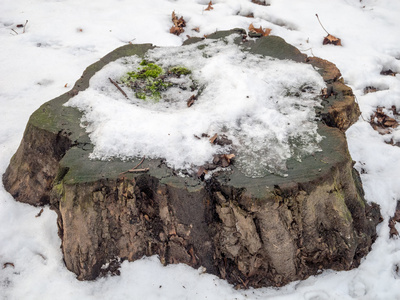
[1,0,400,299]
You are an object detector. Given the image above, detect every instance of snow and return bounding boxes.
[1,0,400,299]
[65,37,325,176]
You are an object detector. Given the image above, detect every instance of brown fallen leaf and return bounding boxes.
[170,11,186,36]
[192,27,200,32]
[3,262,15,269]
[384,117,398,127]
[370,106,399,134]
[248,23,271,37]
[212,153,235,168]
[209,133,218,144]
[323,34,342,46]
[205,1,214,11]
[316,14,342,46]
[380,69,397,76]
[224,154,235,162]
[187,95,197,107]
[251,0,269,6]
[364,86,378,94]
[197,166,208,179]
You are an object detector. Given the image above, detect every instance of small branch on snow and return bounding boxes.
[23,20,28,33]
[315,14,329,35]
[108,77,128,99]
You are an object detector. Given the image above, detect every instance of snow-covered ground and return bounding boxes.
[1,0,400,299]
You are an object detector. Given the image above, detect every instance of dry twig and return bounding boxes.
[35,208,44,218]
[120,157,148,174]
[109,77,128,99]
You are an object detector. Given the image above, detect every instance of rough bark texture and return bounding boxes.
[3,30,380,288]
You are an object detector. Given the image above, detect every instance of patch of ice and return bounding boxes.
[66,37,325,177]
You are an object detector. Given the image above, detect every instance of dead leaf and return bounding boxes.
[212,153,235,168]
[209,133,218,144]
[187,95,197,107]
[64,83,68,88]
[370,106,399,134]
[364,86,377,94]
[224,154,235,162]
[251,0,269,6]
[192,27,200,32]
[323,34,342,46]
[3,262,14,269]
[170,11,186,36]
[197,166,208,179]
[380,69,397,76]
[205,1,214,11]
[170,26,184,36]
[248,23,271,37]
[384,117,398,128]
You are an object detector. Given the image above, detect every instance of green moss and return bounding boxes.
[135,91,147,100]
[53,182,64,197]
[332,181,353,223]
[123,60,163,84]
[121,60,192,101]
[169,66,192,76]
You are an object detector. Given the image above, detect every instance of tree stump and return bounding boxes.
[3,29,381,288]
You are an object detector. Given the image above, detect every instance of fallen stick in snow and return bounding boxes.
[108,77,128,99]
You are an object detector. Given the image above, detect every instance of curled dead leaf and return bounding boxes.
[380,69,397,76]
[187,95,197,107]
[170,11,186,36]
[197,166,208,179]
[3,262,15,269]
[370,106,399,134]
[323,34,342,46]
[205,1,214,11]
[251,0,269,6]
[364,86,378,94]
[248,23,271,37]
[209,133,218,144]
